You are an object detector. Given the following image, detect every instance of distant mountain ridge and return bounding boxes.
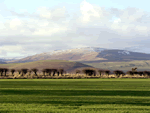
[5,47,150,64]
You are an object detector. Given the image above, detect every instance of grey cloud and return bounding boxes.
[21,40,71,54]
[4,7,70,22]
[109,7,150,24]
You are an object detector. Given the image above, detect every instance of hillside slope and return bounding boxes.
[0,60,96,73]
[83,60,150,73]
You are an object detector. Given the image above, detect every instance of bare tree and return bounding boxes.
[31,68,39,76]
[59,68,64,76]
[132,67,137,72]
[133,71,139,75]
[98,69,104,77]
[3,68,9,76]
[76,70,81,74]
[21,68,28,76]
[82,69,89,76]
[113,70,124,78]
[126,71,134,76]
[27,70,32,78]
[10,69,15,76]
[0,68,4,76]
[104,70,110,76]
[51,69,57,76]
[143,71,150,77]
[45,69,52,76]
[82,68,96,76]
[57,71,59,76]
[42,69,46,77]
[17,69,22,75]
[138,71,144,76]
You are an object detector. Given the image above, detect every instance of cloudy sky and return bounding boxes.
[0,0,150,58]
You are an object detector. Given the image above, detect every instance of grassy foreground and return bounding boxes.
[0,79,150,113]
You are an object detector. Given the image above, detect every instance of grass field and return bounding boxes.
[0,79,150,113]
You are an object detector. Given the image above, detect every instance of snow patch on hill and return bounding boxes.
[118,51,130,55]
[43,47,106,55]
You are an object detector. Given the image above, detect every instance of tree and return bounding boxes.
[113,70,124,78]
[98,69,104,77]
[59,68,64,76]
[17,69,22,74]
[104,70,110,76]
[28,70,32,75]
[42,69,46,77]
[21,68,28,76]
[31,68,39,76]
[10,69,15,76]
[132,67,137,72]
[44,69,52,76]
[138,71,144,76]
[143,71,150,77]
[0,68,4,76]
[51,69,57,76]
[82,68,96,76]
[43,69,52,75]
[57,70,60,76]
[27,70,32,78]
[76,70,81,74]
[92,70,96,76]
[126,71,134,76]
[133,71,139,75]
[3,68,9,76]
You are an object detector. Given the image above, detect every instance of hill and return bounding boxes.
[5,47,150,64]
[0,60,97,73]
[83,60,150,73]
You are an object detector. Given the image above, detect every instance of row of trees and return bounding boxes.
[77,68,150,77]
[0,67,150,78]
[0,68,64,77]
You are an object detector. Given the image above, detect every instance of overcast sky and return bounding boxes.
[0,0,150,58]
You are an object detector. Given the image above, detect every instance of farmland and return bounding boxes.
[0,79,150,113]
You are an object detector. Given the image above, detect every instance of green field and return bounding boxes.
[1,79,150,113]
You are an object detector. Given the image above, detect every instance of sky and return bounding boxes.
[0,0,150,58]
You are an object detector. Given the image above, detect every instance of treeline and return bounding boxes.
[0,68,64,77]
[79,68,150,78]
[0,67,150,78]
